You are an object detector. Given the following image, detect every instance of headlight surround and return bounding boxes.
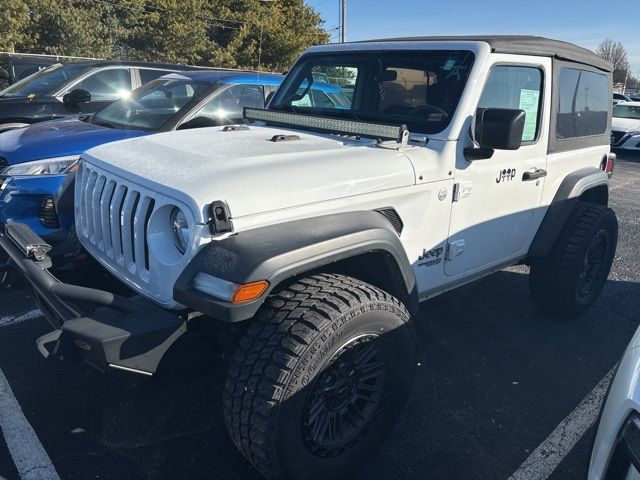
[170,207,189,254]
[0,155,80,176]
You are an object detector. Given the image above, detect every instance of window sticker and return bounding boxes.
[519,89,540,142]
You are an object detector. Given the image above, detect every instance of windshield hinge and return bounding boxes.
[375,129,410,150]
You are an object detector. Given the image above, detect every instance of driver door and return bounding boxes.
[445,58,551,276]
[56,68,133,116]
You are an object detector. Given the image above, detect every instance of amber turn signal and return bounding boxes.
[232,280,269,303]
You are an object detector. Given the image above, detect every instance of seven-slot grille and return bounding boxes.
[75,161,155,278]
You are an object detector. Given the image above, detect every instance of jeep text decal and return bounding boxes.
[418,246,443,268]
[496,168,516,183]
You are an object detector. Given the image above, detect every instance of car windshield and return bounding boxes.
[92,78,211,130]
[269,50,475,134]
[613,104,640,120]
[0,63,88,98]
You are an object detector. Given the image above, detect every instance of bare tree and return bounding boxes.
[596,39,630,80]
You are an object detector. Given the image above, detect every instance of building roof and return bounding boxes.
[358,36,612,72]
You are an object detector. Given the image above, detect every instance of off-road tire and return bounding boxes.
[223,273,416,480]
[529,201,618,315]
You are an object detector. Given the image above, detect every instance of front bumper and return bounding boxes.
[0,174,82,261]
[0,222,187,375]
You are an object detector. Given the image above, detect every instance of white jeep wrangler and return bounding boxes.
[1,36,618,479]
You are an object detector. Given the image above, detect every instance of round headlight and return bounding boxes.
[170,207,189,254]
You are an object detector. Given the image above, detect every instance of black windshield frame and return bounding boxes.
[269,50,475,135]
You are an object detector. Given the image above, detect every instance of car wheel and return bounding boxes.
[223,273,416,480]
[530,201,618,315]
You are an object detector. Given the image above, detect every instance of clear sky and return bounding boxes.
[310,0,640,76]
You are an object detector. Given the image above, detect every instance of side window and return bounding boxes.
[557,68,609,139]
[74,68,132,101]
[139,69,172,85]
[478,65,543,142]
[194,84,264,121]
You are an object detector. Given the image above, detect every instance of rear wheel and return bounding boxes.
[529,201,618,315]
[223,273,416,480]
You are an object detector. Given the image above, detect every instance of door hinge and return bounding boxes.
[445,239,465,261]
[452,181,472,202]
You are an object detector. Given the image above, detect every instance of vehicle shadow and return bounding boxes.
[6,268,635,479]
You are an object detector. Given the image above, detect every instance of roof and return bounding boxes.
[356,36,612,72]
[161,70,284,85]
[63,60,203,70]
[614,101,640,107]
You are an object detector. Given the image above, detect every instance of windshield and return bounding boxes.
[0,63,88,98]
[270,50,474,134]
[613,104,640,120]
[92,78,211,130]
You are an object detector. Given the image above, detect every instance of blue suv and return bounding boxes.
[0,70,284,268]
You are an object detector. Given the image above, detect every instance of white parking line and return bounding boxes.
[0,309,41,327]
[0,367,59,480]
[507,368,614,480]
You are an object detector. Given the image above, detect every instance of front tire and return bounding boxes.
[529,201,618,315]
[223,273,416,480]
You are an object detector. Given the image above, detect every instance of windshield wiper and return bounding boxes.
[91,119,121,129]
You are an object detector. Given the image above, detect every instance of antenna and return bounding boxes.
[340,0,347,43]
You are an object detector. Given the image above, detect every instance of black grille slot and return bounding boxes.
[39,196,60,228]
[376,208,403,235]
[143,199,155,270]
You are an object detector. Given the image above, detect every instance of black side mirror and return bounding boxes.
[465,108,526,161]
[63,89,91,107]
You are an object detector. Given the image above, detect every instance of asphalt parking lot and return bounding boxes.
[1,152,639,480]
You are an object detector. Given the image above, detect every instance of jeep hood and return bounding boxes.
[82,125,416,221]
[0,118,149,165]
[611,117,640,132]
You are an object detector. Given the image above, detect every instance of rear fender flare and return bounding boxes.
[528,167,609,258]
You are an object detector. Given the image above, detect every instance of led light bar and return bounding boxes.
[244,108,407,142]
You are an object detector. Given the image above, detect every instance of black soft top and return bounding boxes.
[361,35,612,72]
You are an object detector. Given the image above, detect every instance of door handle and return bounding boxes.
[522,169,547,181]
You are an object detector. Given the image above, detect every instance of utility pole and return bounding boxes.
[340,0,346,43]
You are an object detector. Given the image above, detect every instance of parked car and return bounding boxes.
[0,60,201,132]
[613,93,632,105]
[0,53,60,90]
[0,70,284,268]
[589,324,640,479]
[610,101,640,150]
[1,36,618,480]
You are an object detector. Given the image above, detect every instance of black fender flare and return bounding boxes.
[174,210,417,322]
[528,167,609,258]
